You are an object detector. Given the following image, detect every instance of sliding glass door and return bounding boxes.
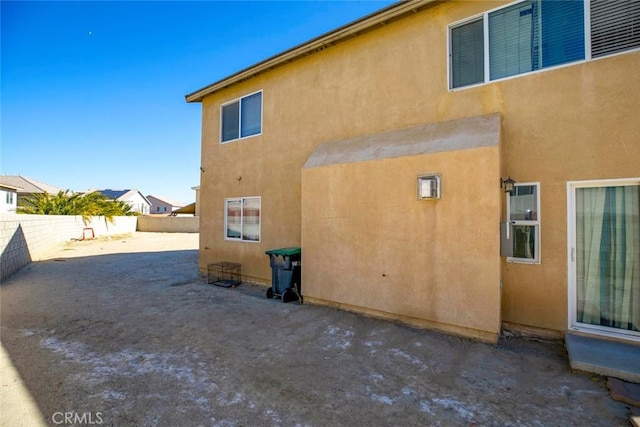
[569,180,640,340]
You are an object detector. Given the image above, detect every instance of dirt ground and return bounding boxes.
[0,232,633,426]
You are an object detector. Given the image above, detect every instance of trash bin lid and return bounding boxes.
[265,247,301,256]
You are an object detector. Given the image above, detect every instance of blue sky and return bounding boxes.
[1,0,394,204]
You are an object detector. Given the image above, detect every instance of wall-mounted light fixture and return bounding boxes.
[500,177,515,193]
[418,174,441,200]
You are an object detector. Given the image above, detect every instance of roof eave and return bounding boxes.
[185,0,439,103]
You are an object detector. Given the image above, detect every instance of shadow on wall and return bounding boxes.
[1,225,32,282]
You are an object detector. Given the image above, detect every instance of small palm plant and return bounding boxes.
[18,190,136,223]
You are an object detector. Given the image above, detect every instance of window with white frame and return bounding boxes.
[220,91,262,143]
[6,192,14,204]
[225,197,261,242]
[507,183,540,263]
[449,0,640,89]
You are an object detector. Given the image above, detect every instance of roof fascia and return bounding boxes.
[0,184,22,191]
[185,0,440,103]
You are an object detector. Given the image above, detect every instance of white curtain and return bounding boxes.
[577,185,639,331]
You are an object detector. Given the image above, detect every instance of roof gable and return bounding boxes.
[98,189,152,206]
[0,175,64,194]
[185,0,439,102]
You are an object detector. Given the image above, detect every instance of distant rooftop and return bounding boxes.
[0,175,63,194]
[99,189,131,200]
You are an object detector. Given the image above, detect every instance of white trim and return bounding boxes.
[567,177,640,342]
[584,0,592,60]
[483,13,490,89]
[220,90,263,144]
[446,14,485,91]
[224,196,262,243]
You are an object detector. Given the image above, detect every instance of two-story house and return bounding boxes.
[186,0,639,344]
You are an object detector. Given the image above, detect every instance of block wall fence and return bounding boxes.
[137,216,199,233]
[0,214,137,281]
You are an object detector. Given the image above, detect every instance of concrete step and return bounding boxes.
[565,333,640,383]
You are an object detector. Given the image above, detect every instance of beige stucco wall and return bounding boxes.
[302,145,502,342]
[137,216,199,233]
[197,0,640,338]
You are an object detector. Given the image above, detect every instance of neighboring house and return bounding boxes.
[185,0,640,344]
[0,184,20,213]
[0,175,65,208]
[97,189,151,215]
[147,195,185,215]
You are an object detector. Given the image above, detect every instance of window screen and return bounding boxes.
[221,101,240,142]
[240,92,262,138]
[450,18,484,88]
[489,1,539,80]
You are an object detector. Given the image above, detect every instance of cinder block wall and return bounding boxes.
[0,214,137,281]
[136,216,199,233]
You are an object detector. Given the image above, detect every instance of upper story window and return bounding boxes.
[507,183,540,263]
[221,91,262,143]
[449,0,640,89]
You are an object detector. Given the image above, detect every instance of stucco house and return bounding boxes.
[0,175,65,208]
[0,184,20,213]
[186,0,639,345]
[147,195,185,215]
[97,189,151,215]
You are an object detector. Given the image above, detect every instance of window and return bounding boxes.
[225,197,261,242]
[221,91,262,143]
[449,0,640,89]
[450,18,484,88]
[569,179,640,339]
[507,183,540,263]
[6,192,14,204]
[591,0,640,58]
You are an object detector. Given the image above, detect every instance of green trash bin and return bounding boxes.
[265,247,302,303]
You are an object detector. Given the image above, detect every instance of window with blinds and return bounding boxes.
[591,0,640,58]
[450,18,484,88]
[449,0,639,89]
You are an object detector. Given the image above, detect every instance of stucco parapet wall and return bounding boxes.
[303,114,501,168]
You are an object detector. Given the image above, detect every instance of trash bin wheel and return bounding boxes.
[282,288,299,304]
[281,288,292,303]
[266,287,274,299]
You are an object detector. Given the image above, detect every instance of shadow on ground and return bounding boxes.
[0,241,632,426]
